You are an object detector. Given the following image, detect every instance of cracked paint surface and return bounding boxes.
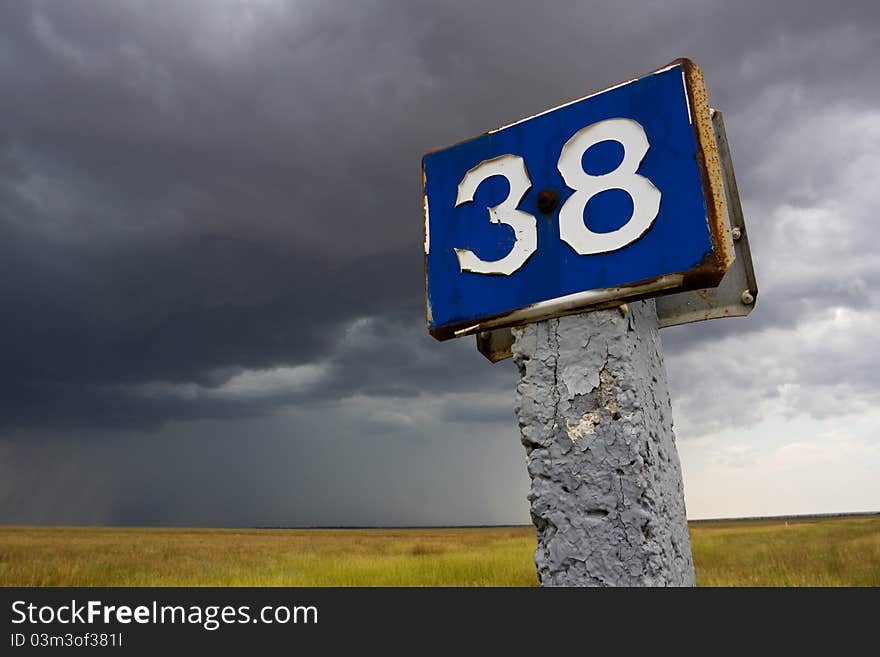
[512,299,696,586]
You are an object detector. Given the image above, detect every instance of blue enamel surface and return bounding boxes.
[424,64,712,334]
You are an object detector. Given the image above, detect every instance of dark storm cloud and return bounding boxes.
[2,0,878,433]
[1,0,531,432]
[1,0,879,524]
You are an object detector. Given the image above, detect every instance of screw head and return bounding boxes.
[741,289,755,305]
[731,227,742,241]
[536,189,559,214]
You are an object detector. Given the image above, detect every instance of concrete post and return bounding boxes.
[512,299,696,586]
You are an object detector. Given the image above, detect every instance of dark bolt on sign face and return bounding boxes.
[536,189,560,214]
[422,59,732,340]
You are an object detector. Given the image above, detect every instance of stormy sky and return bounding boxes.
[1,0,878,527]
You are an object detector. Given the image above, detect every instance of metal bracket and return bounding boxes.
[655,110,758,327]
[476,109,758,363]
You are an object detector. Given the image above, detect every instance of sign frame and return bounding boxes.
[422,58,735,341]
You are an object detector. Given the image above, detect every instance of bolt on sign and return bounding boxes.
[422,58,755,342]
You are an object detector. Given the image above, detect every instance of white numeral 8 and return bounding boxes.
[454,154,537,276]
[557,118,660,255]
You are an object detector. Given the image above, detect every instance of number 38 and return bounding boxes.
[454,117,661,275]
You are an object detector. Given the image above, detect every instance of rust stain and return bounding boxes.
[679,58,735,280]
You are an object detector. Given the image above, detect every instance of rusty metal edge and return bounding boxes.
[436,272,688,341]
[679,59,735,286]
[455,273,683,338]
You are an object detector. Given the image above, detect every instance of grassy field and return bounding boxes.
[0,515,877,587]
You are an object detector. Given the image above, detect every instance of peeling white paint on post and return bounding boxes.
[512,299,695,586]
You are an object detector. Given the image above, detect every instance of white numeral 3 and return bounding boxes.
[454,154,537,275]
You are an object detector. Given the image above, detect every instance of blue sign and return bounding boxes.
[423,59,733,340]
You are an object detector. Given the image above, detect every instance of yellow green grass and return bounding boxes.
[0,515,877,587]
[689,515,880,586]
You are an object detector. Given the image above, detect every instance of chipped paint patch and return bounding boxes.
[566,413,601,442]
[598,367,618,416]
[681,69,692,125]
[423,194,430,255]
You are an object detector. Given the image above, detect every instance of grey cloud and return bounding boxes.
[1,0,879,524]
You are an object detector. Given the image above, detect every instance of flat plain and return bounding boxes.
[1,514,877,586]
